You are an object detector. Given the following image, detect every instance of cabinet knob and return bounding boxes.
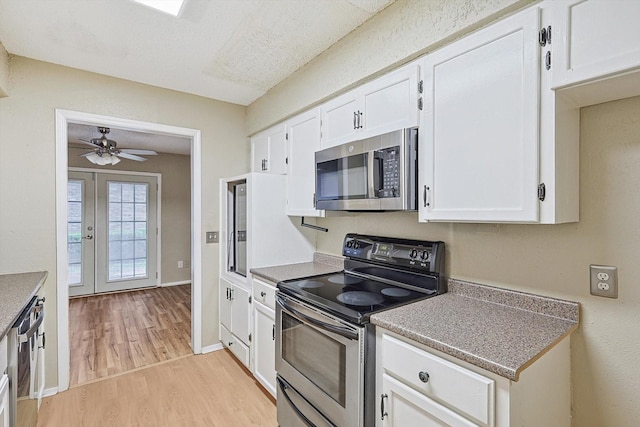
[261,291,266,298]
[228,341,233,347]
[418,371,430,383]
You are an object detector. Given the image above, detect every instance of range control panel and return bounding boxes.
[342,233,444,274]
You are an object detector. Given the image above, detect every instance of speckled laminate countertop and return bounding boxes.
[250,252,343,283]
[0,271,48,338]
[371,278,579,381]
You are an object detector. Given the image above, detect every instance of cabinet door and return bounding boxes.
[552,0,640,89]
[253,302,276,397]
[420,6,540,223]
[251,124,287,174]
[361,64,420,138]
[219,278,232,330]
[286,108,324,217]
[231,284,251,346]
[319,90,361,149]
[0,375,9,427]
[380,374,478,427]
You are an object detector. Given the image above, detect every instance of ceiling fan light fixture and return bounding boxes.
[110,155,121,165]
[131,0,186,17]
[85,152,102,165]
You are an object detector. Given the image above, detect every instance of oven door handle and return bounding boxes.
[277,296,359,340]
[277,377,337,427]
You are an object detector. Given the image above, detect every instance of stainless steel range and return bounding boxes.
[275,234,445,427]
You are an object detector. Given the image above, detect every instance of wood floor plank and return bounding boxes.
[69,284,192,386]
[38,350,278,427]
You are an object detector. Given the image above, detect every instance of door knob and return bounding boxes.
[82,235,94,240]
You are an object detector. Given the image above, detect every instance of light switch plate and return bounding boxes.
[206,231,219,244]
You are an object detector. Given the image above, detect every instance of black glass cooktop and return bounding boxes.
[277,272,436,324]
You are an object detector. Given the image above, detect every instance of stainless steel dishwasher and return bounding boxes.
[8,296,45,427]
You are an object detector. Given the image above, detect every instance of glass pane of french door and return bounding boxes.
[68,171,96,297]
[96,173,158,293]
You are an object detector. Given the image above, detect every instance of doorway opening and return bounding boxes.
[55,109,203,392]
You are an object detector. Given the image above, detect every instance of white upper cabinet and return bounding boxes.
[286,108,324,217]
[320,64,421,149]
[420,7,541,223]
[419,3,578,224]
[251,123,287,174]
[552,0,640,90]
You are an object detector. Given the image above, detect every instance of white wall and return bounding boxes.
[246,0,640,425]
[0,56,249,389]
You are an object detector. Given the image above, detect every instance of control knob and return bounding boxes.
[353,241,361,249]
[410,249,418,258]
[420,251,429,260]
[346,241,353,248]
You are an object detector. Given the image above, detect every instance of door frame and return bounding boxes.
[68,168,163,293]
[55,109,203,392]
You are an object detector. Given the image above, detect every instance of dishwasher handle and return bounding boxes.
[18,303,45,345]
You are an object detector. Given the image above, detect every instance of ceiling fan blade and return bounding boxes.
[80,151,96,157]
[117,152,148,162]
[119,149,158,155]
[78,139,99,147]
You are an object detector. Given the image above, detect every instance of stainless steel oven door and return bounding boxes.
[275,293,364,427]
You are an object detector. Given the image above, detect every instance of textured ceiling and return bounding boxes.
[0,0,395,106]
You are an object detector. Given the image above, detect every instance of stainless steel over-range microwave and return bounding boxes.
[315,128,418,211]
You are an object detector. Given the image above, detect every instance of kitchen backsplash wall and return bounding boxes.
[315,96,640,427]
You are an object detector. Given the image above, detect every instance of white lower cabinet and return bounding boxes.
[219,277,251,367]
[376,329,572,427]
[251,277,277,397]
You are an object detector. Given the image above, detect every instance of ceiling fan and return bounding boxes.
[78,126,158,165]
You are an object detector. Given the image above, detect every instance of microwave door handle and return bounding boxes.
[367,152,377,198]
[277,296,358,340]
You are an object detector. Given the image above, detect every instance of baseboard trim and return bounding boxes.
[201,342,224,354]
[159,280,191,287]
[43,387,59,398]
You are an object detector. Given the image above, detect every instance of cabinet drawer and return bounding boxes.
[382,333,494,426]
[382,374,478,427]
[221,326,250,368]
[0,335,6,373]
[253,278,276,309]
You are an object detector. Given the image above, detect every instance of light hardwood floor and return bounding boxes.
[69,284,192,386]
[38,350,278,427]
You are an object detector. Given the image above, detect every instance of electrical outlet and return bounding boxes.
[590,265,618,298]
[178,260,184,268]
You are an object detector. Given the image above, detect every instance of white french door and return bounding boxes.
[67,172,95,297]
[67,171,158,296]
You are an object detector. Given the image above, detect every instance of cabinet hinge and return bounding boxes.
[313,192,317,208]
[538,183,546,201]
[418,97,423,111]
[248,333,252,343]
[545,51,551,71]
[285,133,289,140]
[418,79,423,94]
[539,26,551,47]
[248,295,252,304]
[156,272,158,279]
